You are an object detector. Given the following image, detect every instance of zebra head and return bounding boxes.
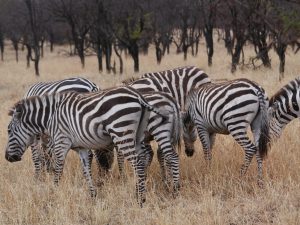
[5,101,34,162]
[181,111,197,157]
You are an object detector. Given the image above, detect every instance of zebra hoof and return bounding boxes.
[90,190,97,198]
[257,179,264,189]
[138,197,146,207]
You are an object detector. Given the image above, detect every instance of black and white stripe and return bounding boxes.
[6,86,164,205]
[24,77,99,98]
[182,78,270,185]
[269,77,300,139]
[123,66,211,156]
[95,91,182,193]
[24,77,100,178]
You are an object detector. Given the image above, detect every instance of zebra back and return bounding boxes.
[139,66,211,110]
[24,77,100,98]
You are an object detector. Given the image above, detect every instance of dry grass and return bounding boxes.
[0,39,300,225]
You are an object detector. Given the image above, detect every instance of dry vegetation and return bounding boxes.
[0,39,300,225]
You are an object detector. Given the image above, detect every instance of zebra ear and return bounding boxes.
[8,102,23,119]
[8,108,14,116]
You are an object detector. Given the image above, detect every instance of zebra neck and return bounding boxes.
[24,95,60,134]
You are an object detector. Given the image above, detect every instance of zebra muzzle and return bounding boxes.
[5,152,21,162]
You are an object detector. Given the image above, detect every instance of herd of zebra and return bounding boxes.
[4,66,300,206]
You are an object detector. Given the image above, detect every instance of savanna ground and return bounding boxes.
[0,38,300,225]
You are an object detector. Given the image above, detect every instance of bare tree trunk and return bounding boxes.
[49,30,54,52]
[40,38,45,58]
[78,39,85,68]
[224,27,233,55]
[183,44,188,60]
[275,42,287,80]
[204,26,214,66]
[25,0,40,76]
[104,42,112,73]
[96,42,103,72]
[26,44,32,68]
[0,32,4,61]
[12,40,19,62]
[128,42,139,72]
[155,40,162,64]
[114,43,123,74]
[231,36,245,73]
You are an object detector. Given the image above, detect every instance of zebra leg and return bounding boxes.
[78,149,97,198]
[52,141,71,186]
[255,151,264,188]
[164,150,180,196]
[251,121,264,187]
[144,141,154,172]
[157,142,180,196]
[117,150,126,181]
[31,136,45,180]
[40,134,55,173]
[126,155,146,206]
[157,146,167,184]
[231,132,257,177]
[197,128,212,165]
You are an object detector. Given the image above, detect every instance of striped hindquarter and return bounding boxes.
[6,86,163,205]
[123,66,211,158]
[94,92,182,193]
[269,77,300,140]
[23,77,100,180]
[183,79,270,185]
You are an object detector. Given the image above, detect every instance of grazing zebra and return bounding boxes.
[269,77,300,139]
[94,91,182,192]
[23,77,100,178]
[123,66,211,156]
[5,86,166,205]
[182,78,270,185]
[94,66,210,182]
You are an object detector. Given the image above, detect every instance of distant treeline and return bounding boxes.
[0,0,299,77]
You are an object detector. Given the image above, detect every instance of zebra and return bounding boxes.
[268,77,300,139]
[182,78,270,186]
[124,66,211,157]
[93,91,182,192]
[94,66,210,183]
[23,77,100,179]
[5,86,169,205]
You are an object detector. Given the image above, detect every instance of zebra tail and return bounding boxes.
[171,102,182,154]
[138,95,169,123]
[257,88,270,159]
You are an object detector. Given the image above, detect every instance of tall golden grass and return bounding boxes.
[0,39,300,225]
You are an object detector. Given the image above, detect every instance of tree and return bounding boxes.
[48,0,92,68]
[23,0,47,76]
[199,0,220,66]
[112,0,152,72]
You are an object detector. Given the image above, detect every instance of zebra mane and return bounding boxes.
[122,77,139,85]
[270,77,300,105]
[8,99,26,116]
